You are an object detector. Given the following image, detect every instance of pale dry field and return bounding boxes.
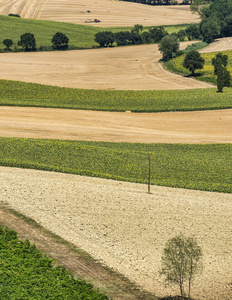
[0,43,213,90]
[0,167,231,299]
[0,0,199,27]
[1,106,232,144]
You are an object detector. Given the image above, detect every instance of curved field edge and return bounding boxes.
[0,137,231,193]
[0,224,109,299]
[165,49,232,85]
[1,80,232,112]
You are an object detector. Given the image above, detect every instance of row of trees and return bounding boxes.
[94,24,200,48]
[120,0,193,5]
[2,32,69,52]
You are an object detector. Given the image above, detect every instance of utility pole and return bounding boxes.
[148,154,151,193]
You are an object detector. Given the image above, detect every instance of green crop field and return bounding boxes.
[166,49,232,85]
[0,225,109,299]
[0,137,231,193]
[0,15,101,49]
[1,79,232,112]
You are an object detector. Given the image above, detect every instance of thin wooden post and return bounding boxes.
[148,154,151,193]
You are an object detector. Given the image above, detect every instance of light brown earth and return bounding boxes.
[0,43,213,90]
[0,0,200,27]
[1,106,232,144]
[0,167,232,299]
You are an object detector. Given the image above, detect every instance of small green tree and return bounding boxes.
[51,32,69,50]
[160,234,203,299]
[3,39,13,50]
[158,35,179,61]
[212,53,231,92]
[18,33,36,51]
[183,50,205,76]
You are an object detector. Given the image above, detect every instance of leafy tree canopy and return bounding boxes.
[18,33,36,51]
[183,50,205,75]
[51,32,69,50]
[158,35,179,61]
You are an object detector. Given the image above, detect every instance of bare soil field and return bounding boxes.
[0,0,199,27]
[1,106,232,144]
[0,167,231,299]
[0,43,213,90]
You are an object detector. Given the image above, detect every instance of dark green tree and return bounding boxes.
[115,31,130,46]
[94,31,115,47]
[216,58,225,92]
[3,39,13,50]
[160,235,203,299]
[200,18,221,43]
[212,52,228,74]
[51,32,69,50]
[149,26,168,43]
[185,24,201,41]
[212,54,231,91]
[18,33,36,51]
[183,50,205,76]
[158,35,179,61]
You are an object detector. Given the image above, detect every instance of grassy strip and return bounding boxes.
[1,79,232,112]
[0,225,109,299]
[0,137,231,193]
[166,49,232,85]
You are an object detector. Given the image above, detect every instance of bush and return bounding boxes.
[3,39,13,50]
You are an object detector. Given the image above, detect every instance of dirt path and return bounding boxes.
[0,205,156,300]
[0,167,231,299]
[0,43,212,90]
[0,0,199,27]
[0,106,232,144]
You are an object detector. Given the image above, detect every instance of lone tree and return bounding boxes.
[51,32,69,50]
[18,33,36,51]
[3,39,13,51]
[212,53,231,92]
[183,50,205,76]
[158,35,179,61]
[160,234,203,299]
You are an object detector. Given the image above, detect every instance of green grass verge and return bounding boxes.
[0,225,109,299]
[0,137,231,193]
[166,49,232,85]
[1,79,232,112]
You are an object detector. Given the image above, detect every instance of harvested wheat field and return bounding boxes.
[0,43,213,90]
[0,166,231,299]
[1,106,232,144]
[0,0,199,27]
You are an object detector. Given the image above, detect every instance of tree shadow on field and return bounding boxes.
[184,72,204,78]
[158,296,195,300]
